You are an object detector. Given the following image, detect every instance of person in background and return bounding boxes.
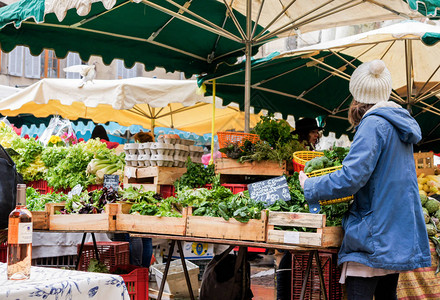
[91,124,119,149]
[292,117,322,150]
[299,60,430,299]
[276,117,322,300]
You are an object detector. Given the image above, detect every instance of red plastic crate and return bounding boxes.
[0,242,6,263]
[204,183,248,194]
[291,250,342,300]
[159,185,175,198]
[77,241,130,271]
[110,265,149,300]
[292,160,305,173]
[87,184,104,192]
[27,180,50,194]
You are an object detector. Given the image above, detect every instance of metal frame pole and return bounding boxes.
[244,0,252,133]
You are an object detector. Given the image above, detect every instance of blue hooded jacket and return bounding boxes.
[304,106,431,270]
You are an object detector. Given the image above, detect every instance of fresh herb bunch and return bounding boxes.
[130,197,181,217]
[323,146,350,165]
[174,157,215,190]
[219,140,256,160]
[252,114,293,147]
[238,139,304,164]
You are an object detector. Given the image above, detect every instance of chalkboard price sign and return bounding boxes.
[104,174,120,190]
[248,176,291,206]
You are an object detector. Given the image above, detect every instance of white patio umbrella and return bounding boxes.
[0,77,262,134]
[278,21,440,114]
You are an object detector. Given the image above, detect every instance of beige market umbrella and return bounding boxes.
[0,77,262,135]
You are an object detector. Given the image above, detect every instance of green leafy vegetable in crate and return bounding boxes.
[60,187,120,214]
[87,258,109,273]
[26,187,68,211]
[174,157,215,190]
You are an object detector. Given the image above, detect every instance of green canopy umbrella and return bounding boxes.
[0,0,423,132]
[200,21,440,151]
[404,0,440,18]
[198,51,361,137]
[0,0,265,78]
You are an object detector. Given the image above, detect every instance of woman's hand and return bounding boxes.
[299,171,308,189]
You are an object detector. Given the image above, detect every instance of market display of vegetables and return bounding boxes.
[0,121,125,189]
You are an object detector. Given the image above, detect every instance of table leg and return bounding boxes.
[76,232,88,270]
[91,232,100,262]
[177,240,195,300]
[158,240,175,300]
[299,251,313,300]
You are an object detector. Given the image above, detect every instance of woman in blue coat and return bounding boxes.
[299,59,431,299]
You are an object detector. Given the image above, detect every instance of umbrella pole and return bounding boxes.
[244,0,252,133]
[151,107,156,135]
[405,40,413,111]
[209,80,216,165]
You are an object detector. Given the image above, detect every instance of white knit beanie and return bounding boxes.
[349,59,392,104]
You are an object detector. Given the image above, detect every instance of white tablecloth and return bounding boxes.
[0,263,129,300]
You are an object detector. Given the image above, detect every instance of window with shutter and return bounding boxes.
[65,52,82,79]
[116,60,137,79]
[24,47,41,79]
[8,46,24,76]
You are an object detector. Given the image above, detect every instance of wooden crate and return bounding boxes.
[32,211,48,230]
[414,152,435,176]
[215,158,287,176]
[266,211,343,248]
[185,207,267,242]
[46,202,118,231]
[116,202,187,236]
[123,166,187,185]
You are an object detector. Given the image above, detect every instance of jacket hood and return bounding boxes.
[362,102,421,144]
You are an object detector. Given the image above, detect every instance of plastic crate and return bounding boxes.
[291,250,342,300]
[0,242,6,263]
[160,185,175,198]
[204,183,248,194]
[27,180,50,194]
[87,184,104,192]
[32,255,77,268]
[217,131,260,158]
[110,265,149,300]
[77,241,130,271]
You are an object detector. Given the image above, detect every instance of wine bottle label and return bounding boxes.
[17,222,32,244]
